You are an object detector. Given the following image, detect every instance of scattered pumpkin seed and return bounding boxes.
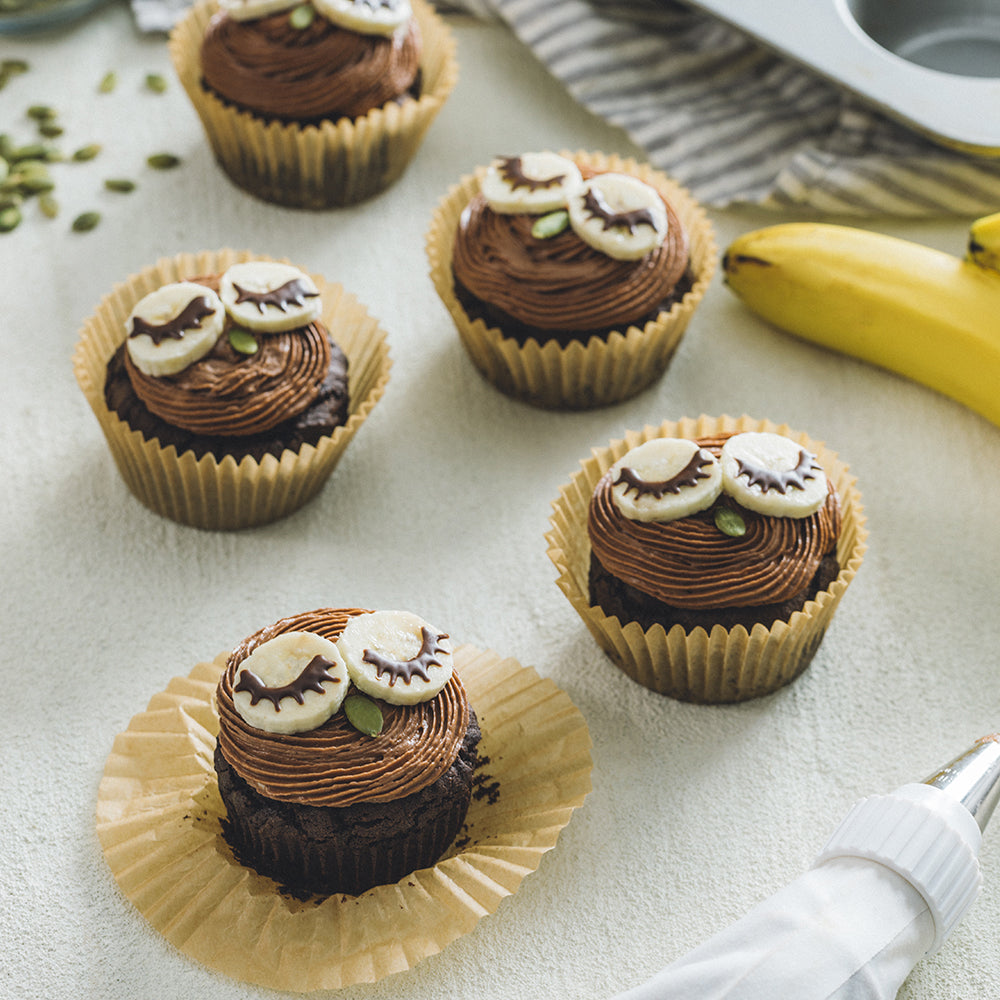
[72,143,101,162]
[0,206,21,232]
[0,135,13,160]
[146,152,181,170]
[714,506,747,538]
[38,193,58,218]
[98,70,117,94]
[9,142,49,162]
[228,327,259,355]
[2,59,29,75]
[38,121,63,138]
[343,694,384,738]
[289,2,315,28]
[26,105,56,121]
[71,210,100,232]
[0,191,22,210]
[19,174,53,194]
[145,73,167,94]
[531,208,570,240]
[104,177,136,193]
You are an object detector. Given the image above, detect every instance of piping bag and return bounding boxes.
[613,734,1000,1000]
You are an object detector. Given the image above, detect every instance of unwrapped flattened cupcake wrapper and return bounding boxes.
[73,249,392,530]
[170,0,458,208]
[546,414,868,703]
[96,644,592,992]
[426,150,717,410]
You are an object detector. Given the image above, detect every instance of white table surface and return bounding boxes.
[3,5,1000,998]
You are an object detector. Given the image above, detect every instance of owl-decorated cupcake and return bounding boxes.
[214,606,480,896]
[547,415,867,701]
[73,250,390,529]
[170,0,457,207]
[427,151,716,409]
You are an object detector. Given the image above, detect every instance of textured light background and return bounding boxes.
[3,6,1000,999]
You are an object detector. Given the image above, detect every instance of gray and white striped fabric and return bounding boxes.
[440,0,1000,218]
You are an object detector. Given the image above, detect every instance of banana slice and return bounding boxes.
[567,172,668,261]
[720,432,829,518]
[125,281,226,377]
[312,0,411,37]
[609,438,722,523]
[336,610,453,706]
[232,631,349,735]
[480,153,584,216]
[219,261,322,333]
[218,0,297,21]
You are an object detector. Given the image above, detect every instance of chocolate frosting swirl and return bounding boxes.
[452,178,689,333]
[200,10,421,122]
[588,435,842,610]
[125,275,331,437]
[216,608,472,807]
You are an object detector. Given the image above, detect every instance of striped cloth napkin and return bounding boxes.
[442,0,1000,217]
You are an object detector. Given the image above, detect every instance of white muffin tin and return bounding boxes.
[684,0,1000,154]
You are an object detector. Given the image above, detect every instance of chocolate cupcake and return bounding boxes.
[170,0,457,207]
[427,150,716,409]
[214,607,480,897]
[74,250,391,529]
[547,415,867,702]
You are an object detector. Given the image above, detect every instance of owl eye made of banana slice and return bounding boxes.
[720,432,829,518]
[125,281,226,378]
[567,172,668,261]
[313,0,411,36]
[610,438,722,523]
[218,0,297,21]
[481,153,585,216]
[232,631,350,735]
[336,610,453,706]
[219,261,322,334]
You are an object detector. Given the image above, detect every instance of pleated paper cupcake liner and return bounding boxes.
[73,249,391,530]
[546,415,868,703]
[170,0,457,208]
[426,151,717,410]
[96,645,592,992]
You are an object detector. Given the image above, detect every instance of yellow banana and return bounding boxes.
[722,216,1000,427]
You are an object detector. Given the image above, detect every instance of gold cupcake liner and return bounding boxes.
[73,249,392,530]
[546,415,868,702]
[426,151,717,410]
[170,0,458,209]
[96,644,593,992]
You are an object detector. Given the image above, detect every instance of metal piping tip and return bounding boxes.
[923,734,1000,833]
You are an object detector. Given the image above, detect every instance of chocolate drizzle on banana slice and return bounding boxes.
[125,282,226,377]
[610,438,722,523]
[481,153,584,216]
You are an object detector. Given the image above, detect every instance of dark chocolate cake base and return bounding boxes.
[588,553,841,634]
[214,712,481,898]
[451,268,695,348]
[103,340,350,463]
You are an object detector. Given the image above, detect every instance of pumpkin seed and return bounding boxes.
[104,178,136,193]
[145,73,167,94]
[71,211,100,232]
[714,506,747,538]
[9,142,49,162]
[98,71,117,94]
[531,209,570,240]
[72,143,102,162]
[146,152,181,170]
[38,193,58,218]
[289,3,314,28]
[343,694,384,738]
[0,206,21,232]
[38,121,63,138]
[27,105,56,121]
[0,191,22,210]
[228,328,259,355]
